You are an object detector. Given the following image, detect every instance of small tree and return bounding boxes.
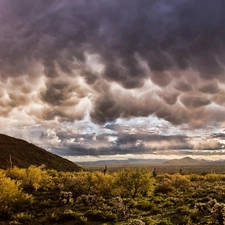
[87,171,115,197]
[116,168,155,199]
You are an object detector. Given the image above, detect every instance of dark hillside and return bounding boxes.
[0,133,82,171]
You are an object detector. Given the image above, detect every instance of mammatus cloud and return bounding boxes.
[1,0,225,158]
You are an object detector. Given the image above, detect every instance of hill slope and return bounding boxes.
[0,133,82,171]
[163,157,202,165]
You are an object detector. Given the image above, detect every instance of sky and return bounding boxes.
[1,0,225,162]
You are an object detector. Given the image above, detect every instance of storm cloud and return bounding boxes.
[1,0,225,158]
[50,130,224,157]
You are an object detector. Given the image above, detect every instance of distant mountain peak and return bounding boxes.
[163,156,201,165]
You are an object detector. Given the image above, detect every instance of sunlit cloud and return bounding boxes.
[1,0,225,161]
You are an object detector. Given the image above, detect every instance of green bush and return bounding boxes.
[181,215,192,225]
[85,209,118,222]
[116,168,155,199]
[7,165,52,192]
[187,174,205,181]
[155,178,173,194]
[176,205,190,215]
[205,174,223,182]
[45,210,87,224]
[39,199,53,208]
[8,221,21,225]
[128,219,145,225]
[143,216,158,225]
[137,199,155,211]
[157,218,173,225]
[11,212,32,223]
[0,176,33,218]
[45,213,60,223]
[171,174,189,190]
[60,211,75,221]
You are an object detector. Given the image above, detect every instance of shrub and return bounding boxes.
[7,165,52,192]
[109,197,126,215]
[171,174,189,190]
[0,169,6,178]
[181,215,192,225]
[205,174,222,182]
[155,178,173,194]
[176,205,190,215]
[76,194,104,207]
[187,174,205,181]
[195,199,225,225]
[39,199,53,208]
[0,177,33,218]
[57,171,84,194]
[116,168,155,199]
[157,218,173,225]
[57,171,115,197]
[12,212,32,223]
[125,199,138,208]
[85,209,117,222]
[128,219,145,225]
[86,171,116,197]
[46,213,60,223]
[143,216,158,225]
[137,199,155,211]
[9,221,21,225]
[61,210,80,221]
[46,210,87,224]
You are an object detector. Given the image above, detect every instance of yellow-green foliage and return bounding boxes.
[86,171,116,197]
[12,212,33,223]
[57,171,117,197]
[24,165,52,191]
[7,165,52,192]
[0,176,33,212]
[7,166,26,179]
[0,169,6,179]
[57,171,90,195]
[186,174,205,181]
[155,175,174,194]
[205,173,225,182]
[47,169,58,177]
[171,174,190,190]
[3,165,225,224]
[116,167,155,199]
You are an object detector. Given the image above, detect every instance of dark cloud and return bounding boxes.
[211,133,225,139]
[198,81,220,94]
[180,95,211,108]
[158,91,179,105]
[0,0,225,127]
[49,130,224,156]
[174,80,192,92]
[212,91,225,105]
[150,72,172,87]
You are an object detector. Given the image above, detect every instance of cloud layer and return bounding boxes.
[1,0,225,157]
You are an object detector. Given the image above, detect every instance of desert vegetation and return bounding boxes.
[1,165,225,224]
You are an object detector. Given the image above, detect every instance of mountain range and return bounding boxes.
[163,157,205,165]
[163,156,225,166]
